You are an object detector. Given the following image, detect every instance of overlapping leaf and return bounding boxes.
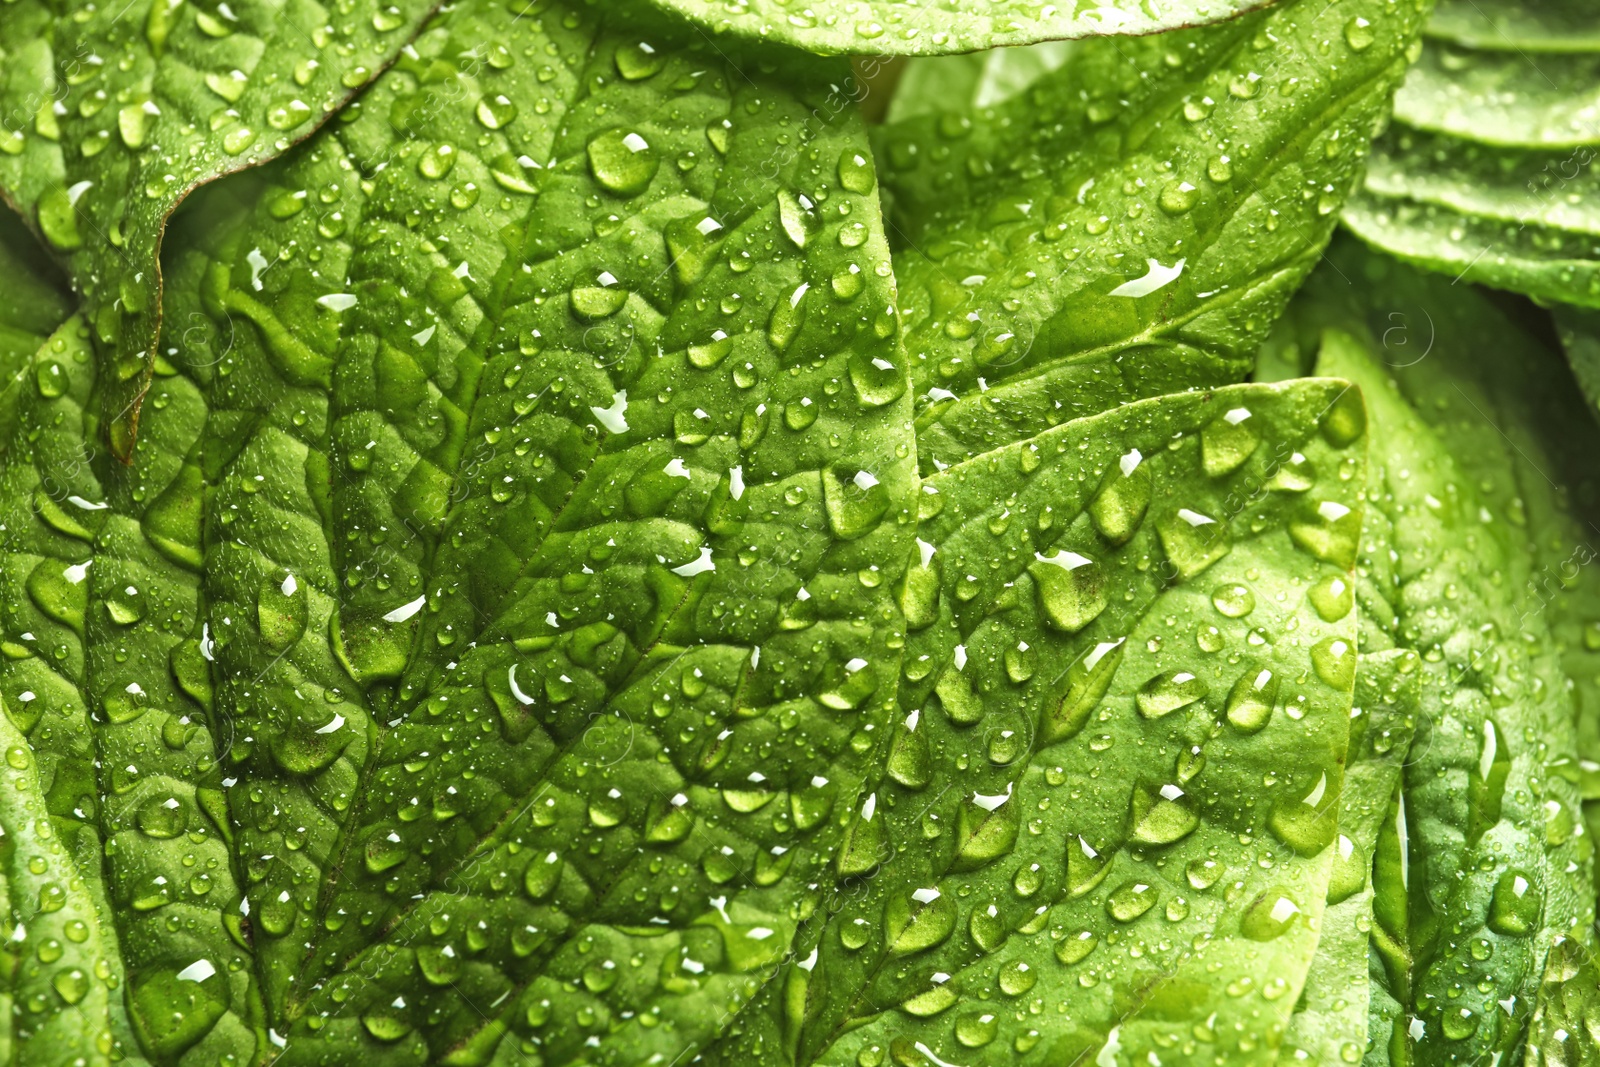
[641,0,1271,56]
[873,0,1429,470]
[704,378,1370,1067]
[1343,0,1600,307]
[1281,237,1598,1065]
[132,0,921,1061]
[0,0,437,457]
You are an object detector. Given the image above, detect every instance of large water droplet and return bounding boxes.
[884,886,956,956]
[587,129,658,196]
[1090,450,1150,545]
[1201,407,1259,477]
[1136,671,1208,719]
[1106,881,1158,923]
[1028,551,1106,633]
[1239,890,1301,940]
[1225,665,1278,733]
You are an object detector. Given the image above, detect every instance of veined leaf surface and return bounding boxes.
[148,0,918,1061]
[872,0,1429,470]
[1291,240,1596,1065]
[706,378,1368,1067]
[0,0,436,457]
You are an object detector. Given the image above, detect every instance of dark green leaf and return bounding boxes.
[0,0,436,457]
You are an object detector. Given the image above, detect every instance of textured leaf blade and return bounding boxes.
[708,378,1369,1067]
[1428,0,1600,51]
[641,0,1273,56]
[0,0,437,457]
[1286,648,1418,1066]
[874,0,1429,469]
[1344,0,1600,307]
[1294,239,1596,1065]
[148,1,918,1061]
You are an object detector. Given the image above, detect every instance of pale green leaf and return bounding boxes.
[1343,0,1600,307]
[1286,648,1418,1067]
[873,0,1429,470]
[642,0,1273,56]
[1296,238,1596,1065]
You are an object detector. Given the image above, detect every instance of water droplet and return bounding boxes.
[1039,639,1125,744]
[1343,16,1375,50]
[1212,583,1255,618]
[1487,869,1541,936]
[588,130,657,196]
[1028,551,1106,633]
[1067,835,1111,897]
[1107,880,1158,923]
[822,466,890,540]
[615,41,664,80]
[1225,665,1278,733]
[1136,670,1208,719]
[1158,508,1230,578]
[969,904,1005,952]
[884,887,956,956]
[1310,637,1356,690]
[136,795,185,839]
[476,94,517,130]
[1055,930,1098,965]
[839,150,876,194]
[1239,890,1301,940]
[1129,782,1199,844]
[955,1011,998,1047]
[1202,407,1260,476]
[418,142,456,180]
[998,960,1036,996]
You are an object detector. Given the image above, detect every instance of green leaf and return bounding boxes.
[640,0,1274,56]
[0,0,437,458]
[706,378,1369,1067]
[1343,0,1600,307]
[1526,937,1600,1067]
[0,701,140,1064]
[1428,0,1600,51]
[0,204,71,370]
[882,43,1076,125]
[1286,648,1418,1067]
[873,0,1429,470]
[0,307,260,1060]
[146,0,917,1060]
[1557,306,1600,421]
[1299,240,1596,1065]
